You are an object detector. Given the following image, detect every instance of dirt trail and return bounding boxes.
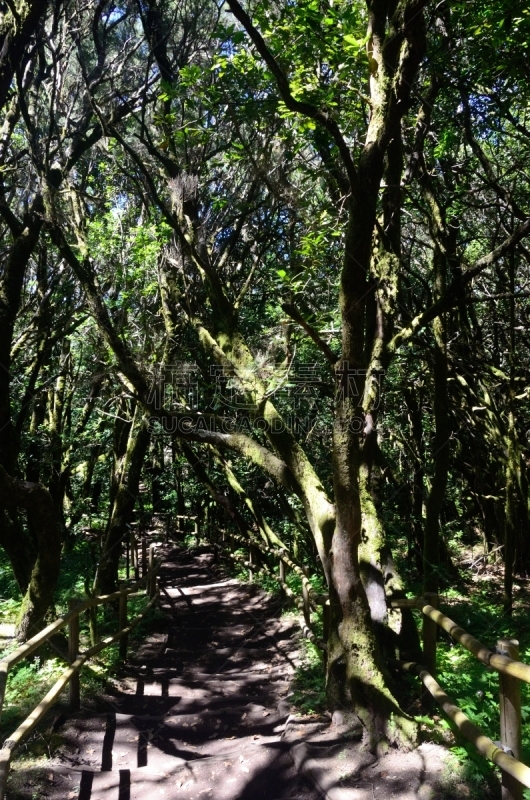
[7,545,469,800]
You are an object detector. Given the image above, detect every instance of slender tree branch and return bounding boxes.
[281,303,337,365]
[390,216,530,351]
[225,0,357,189]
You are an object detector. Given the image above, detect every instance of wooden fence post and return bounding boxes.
[302,581,311,628]
[131,529,139,580]
[149,544,156,598]
[279,557,286,586]
[68,599,80,711]
[119,585,128,661]
[422,592,438,677]
[248,546,254,583]
[498,638,523,800]
[194,518,199,538]
[142,538,147,580]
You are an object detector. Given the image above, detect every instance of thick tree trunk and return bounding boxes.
[423,313,449,593]
[330,402,417,751]
[0,509,35,593]
[0,466,62,641]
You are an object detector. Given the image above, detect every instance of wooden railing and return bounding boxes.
[390,595,530,800]
[124,515,198,580]
[0,544,161,800]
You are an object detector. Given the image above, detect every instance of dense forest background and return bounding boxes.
[2,0,530,752]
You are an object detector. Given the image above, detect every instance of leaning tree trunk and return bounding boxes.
[0,466,62,641]
[97,411,151,594]
[0,509,35,594]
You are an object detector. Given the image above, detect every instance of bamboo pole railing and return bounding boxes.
[393,661,530,790]
[389,595,529,800]
[0,555,161,800]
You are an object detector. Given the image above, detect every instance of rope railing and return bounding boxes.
[0,544,161,800]
[390,594,528,800]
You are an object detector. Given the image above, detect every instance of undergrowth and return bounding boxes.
[0,537,163,744]
[432,586,530,794]
[290,634,327,715]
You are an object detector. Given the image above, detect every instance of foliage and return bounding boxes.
[1,658,64,735]
[1,0,530,770]
[290,635,326,715]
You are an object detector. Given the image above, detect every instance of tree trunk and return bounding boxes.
[0,509,35,593]
[0,466,62,641]
[97,411,151,594]
[423,312,449,594]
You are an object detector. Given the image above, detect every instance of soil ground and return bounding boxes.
[5,545,483,800]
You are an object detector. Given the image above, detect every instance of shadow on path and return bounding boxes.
[38,545,321,800]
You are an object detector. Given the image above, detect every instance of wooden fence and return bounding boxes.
[128,514,198,567]
[390,595,530,800]
[0,544,160,800]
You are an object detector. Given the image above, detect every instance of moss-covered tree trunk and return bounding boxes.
[47,337,71,529]
[0,466,62,641]
[97,410,151,594]
[59,0,427,749]
[323,0,426,749]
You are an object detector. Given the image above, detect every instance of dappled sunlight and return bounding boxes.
[9,545,319,800]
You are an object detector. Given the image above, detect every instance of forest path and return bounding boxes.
[19,544,321,800]
[8,545,466,800]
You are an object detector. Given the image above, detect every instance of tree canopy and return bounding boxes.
[1,0,530,753]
